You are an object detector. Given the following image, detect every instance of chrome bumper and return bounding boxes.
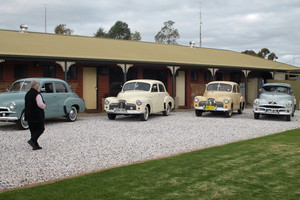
[0,109,18,121]
[0,116,18,121]
[195,106,229,112]
[105,109,144,115]
[253,107,292,116]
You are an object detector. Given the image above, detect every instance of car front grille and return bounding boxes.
[0,107,9,112]
[109,100,136,110]
[199,99,223,107]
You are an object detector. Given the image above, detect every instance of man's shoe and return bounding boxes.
[28,140,37,148]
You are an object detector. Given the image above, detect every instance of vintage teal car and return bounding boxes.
[0,78,86,129]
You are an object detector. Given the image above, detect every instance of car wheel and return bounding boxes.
[66,106,78,122]
[254,113,260,119]
[16,110,29,130]
[107,113,116,120]
[285,115,291,121]
[140,106,149,121]
[238,103,243,114]
[195,110,203,116]
[162,104,171,116]
[225,106,233,117]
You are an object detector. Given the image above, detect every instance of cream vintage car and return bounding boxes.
[194,81,245,117]
[104,79,174,121]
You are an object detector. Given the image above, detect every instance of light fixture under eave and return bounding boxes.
[189,41,195,48]
[20,24,28,33]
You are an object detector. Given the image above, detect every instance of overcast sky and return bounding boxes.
[1,0,300,67]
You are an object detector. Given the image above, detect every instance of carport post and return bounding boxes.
[167,66,180,98]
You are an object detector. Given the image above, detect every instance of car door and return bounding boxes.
[232,84,241,110]
[150,84,162,113]
[54,81,70,116]
[40,82,57,118]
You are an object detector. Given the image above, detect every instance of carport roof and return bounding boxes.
[0,29,299,71]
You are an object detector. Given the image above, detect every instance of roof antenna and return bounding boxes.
[45,4,47,33]
[199,1,203,47]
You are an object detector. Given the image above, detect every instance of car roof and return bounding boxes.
[207,81,238,85]
[15,78,66,83]
[263,83,291,88]
[125,79,163,84]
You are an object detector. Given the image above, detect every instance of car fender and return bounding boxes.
[64,97,86,113]
[138,97,152,113]
[164,96,175,109]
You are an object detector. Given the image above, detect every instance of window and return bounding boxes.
[230,72,241,83]
[41,83,54,93]
[67,65,77,79]
[215,72,224,81]
[151,84,158,92]
[55,82,68,93]
[205,70,211,81]
[191,71,198,81]
[43,65,56,77]
[0,63,2,79]
[14,64,27,79]
[159,84,165,92]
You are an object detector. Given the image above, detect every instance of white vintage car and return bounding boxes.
[104,79,174,121]
[194,81,245,117]
[253,83,296,121]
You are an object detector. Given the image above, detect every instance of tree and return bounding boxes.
[155,20,180,44]
[94,27,107,38]
[54,24,73,35]
[267,52,278,61]
[241,48,278,61]
[107,21,131,40]
[131,31,142,41]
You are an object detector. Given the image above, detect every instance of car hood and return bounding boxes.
[0,91,26,106]
[259,92,292,103]
[203,91,232,101]
[117,91,151,100]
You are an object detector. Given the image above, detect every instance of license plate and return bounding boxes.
[205,106,215,110]
[266,109,278,114]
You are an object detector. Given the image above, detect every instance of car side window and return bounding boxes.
[41,83,54,93]
[233,85,237,93]
[236,85,240,93]
[55,82,68,93]
[151,84,158,92]
[159,84,165,92]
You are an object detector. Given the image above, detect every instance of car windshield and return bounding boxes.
[9,81,32,91]
[123,82,151,91]
[262,86,290,94]
[207,83,232,92]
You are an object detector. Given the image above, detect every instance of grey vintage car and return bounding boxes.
[253,83,296,121]
[0,78,86,129]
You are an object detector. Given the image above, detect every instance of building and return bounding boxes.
[0,29,299,111]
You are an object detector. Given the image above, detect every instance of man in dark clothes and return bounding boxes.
[25,80,46,150]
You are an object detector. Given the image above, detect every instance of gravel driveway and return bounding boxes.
[1,109,299,191]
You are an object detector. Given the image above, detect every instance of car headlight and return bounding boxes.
[286,101,293,108]
[136,100,142,106]
[223,98,229,104]
[194,97,199,102]
[253,99,260,106]
[104,99,109,105]
[9,102,16,111]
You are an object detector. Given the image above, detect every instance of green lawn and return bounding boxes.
[1,129,300,200]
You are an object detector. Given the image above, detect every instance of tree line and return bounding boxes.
[54,21,278,61]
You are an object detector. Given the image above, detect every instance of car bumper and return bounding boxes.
[0,109,18,121]
[253,107,292,115]
[105,109,144,115]
[195,106,229,112]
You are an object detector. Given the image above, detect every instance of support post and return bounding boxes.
[117,64,133,83]
[167,66,180,97]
